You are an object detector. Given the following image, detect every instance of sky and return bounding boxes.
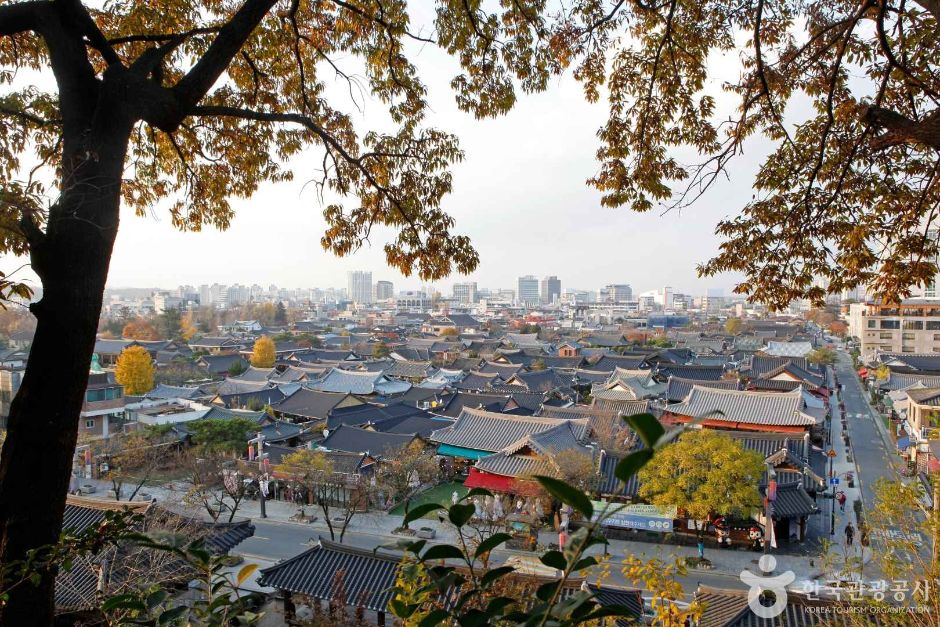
[0,11,769,298]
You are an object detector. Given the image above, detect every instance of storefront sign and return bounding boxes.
[591,501,676,532]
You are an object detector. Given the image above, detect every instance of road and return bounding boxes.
[236,519,749,600]
[833,351,898,507]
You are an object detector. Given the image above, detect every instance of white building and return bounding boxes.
[347,271,373,304]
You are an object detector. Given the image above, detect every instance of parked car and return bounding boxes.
[79,484,96,495]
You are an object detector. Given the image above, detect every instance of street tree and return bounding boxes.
[552,449,602,494]
[93,427,174,501]
[275,449,368,542]
[114,345,155,395]
[181,450,250,523]
[187,417,256,456]
[373,444,440,527]
[637,431,765,529]
[2,0,939,621]
[807,347,837,366]
[250,335,275,368]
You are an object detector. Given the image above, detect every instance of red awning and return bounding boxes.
[464,468,541,495]
[464,468,517,493]
[928,458,940,473]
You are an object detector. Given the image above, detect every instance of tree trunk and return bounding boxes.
[0,117,131,625]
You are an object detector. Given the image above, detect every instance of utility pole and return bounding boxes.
[765,465,776,561]
[249,431,268,519]
[828,447,837,535]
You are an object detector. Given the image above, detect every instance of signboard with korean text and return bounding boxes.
[590,501,677,532]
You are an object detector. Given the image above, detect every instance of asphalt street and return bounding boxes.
[833,352,899,508]
[237,519,750,600]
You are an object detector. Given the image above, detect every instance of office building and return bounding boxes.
[518,275,540,306]
[540,276,561,305]
[374,280,394,301]
[599,284,633,303]
[453,282,478,304]
[347,271,373,304]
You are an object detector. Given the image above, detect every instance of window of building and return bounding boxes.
[928,321,940,330]
[928,308,940,317]
[904,320,924,330]
[881,320,901,329]
[84,419,95,429]
[880,332,894,339]
[881,308,900,316]
[903,346,916,352]
[868,320,877,328]
[904,333,916,340]
[934,334,940,341]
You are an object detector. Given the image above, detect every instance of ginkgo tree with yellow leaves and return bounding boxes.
[114,345,155,396]
[249,334,275,368]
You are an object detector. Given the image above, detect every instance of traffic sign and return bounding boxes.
[829,477,840,485]
[827,449,837,458]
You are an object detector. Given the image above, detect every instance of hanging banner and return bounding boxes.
[591,501,677,532]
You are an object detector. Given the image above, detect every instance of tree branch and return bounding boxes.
[173,0,278,113]
[0,0,49,36]
[862,104,940,149]
[913,0,940,22]
[58,0,121,66]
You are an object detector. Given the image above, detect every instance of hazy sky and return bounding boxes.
[0,14,768,297]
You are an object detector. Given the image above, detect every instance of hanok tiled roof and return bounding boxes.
[592,397,651,416]
[505,391,546,413]
[94,338,137,355]
[663,386,818,427]
[474,422,593,478]
[654,364,727,381]
[455,371,503,390]
[215,378,274,396]
[505,369,572,393]
[479,361,525,378]
[878,351,940,373]
[746,354,812,377]
[692,584,891,627]
[880,371,940,390]
[761,481,819,518]
[258,539,400,612]
[588,354,654,373]
[383,359,433,379]
[326,401,430,430]
[759,362,825,389]
[598,452,639,497]
[273,388,352,420]
[503,332,544,347]
[539,356,587,370]
[572,368,611,384]
[308,368,411,395]
[371,413,455,438]
[320,424,420,457]
[586,585,643,627]
[722,430,811,460]
[200,406,268,423]
[433,391,513,417]
[391,346,432,361]
[230,366,275,382]
[664,376,739,402]
[746,378,803,392]
[197,353,249,375]
[905,387,940,405]
[430,407,587,453]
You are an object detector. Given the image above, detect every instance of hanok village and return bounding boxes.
[0,308,905,625]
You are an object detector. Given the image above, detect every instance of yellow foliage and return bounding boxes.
[115,345,155,395]
[250,335,275,368]
[179,312,198,341]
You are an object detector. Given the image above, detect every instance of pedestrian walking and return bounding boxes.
[837,491,847,512]
[845,523,855,546]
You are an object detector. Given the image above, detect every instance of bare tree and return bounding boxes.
[181,451,249,523]
[373,444,440,528]
[92,429,176,501]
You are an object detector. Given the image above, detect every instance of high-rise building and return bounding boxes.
[540,276,561,305]
[599,284,632,303]
[518,275,540,306]
[374,280,394,301]
[453,282,478,304]
[347,271,373,304]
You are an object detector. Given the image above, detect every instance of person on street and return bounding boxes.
[845,522,855,546]
[837,491,847,512]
